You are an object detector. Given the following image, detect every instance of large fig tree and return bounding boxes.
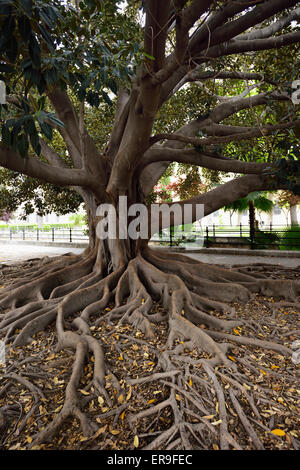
[0,0,300,449]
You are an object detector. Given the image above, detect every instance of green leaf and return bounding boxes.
[107,78,118,95]
[143,52,155,60]
[102,90,112,106]
[5,36,18,63]
[1,124,11,147]
[20,0,33,16]
[0,63,14,73]
[21,99,30,113]
[39,8,53,28]
[18,15,31,43]
[38,121,53,140]
[43,67,58,85]
[38,24,55,51]
[23,116,36,135]
[46,113,65,128]
[77,87,86,101]
[28,33,41,69]
[17,133,29,158]
[29,129,41,156]
[86,90,100,107]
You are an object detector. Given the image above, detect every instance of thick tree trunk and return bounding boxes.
[1,0,300,451]
[248,201,256,249]
[290,204,299,226]
[0,187,299,450]
[85,190,150,274]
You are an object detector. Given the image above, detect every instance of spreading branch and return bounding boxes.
[141,147,267,175]
[150,174,283,232]
[0,143,90,187]
[149,120,300,149]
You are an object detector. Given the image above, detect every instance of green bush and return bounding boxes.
[253,230,280,249]
[279,226,300,251]
[0,224,38,231]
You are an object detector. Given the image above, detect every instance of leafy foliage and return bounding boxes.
[224,192,274,214]
[279,225,300,251]
[0,0,142,157]
[266,153,300,196]
[0,168,83,219]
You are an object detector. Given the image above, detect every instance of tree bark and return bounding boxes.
[290,204,299,226]
[1,0,300,451]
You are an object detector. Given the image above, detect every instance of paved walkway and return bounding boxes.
[0,242,299,268]
[0,243,84,265]
[184,252,300,268]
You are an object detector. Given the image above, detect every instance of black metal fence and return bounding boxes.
[0,227,89,243]
[202,224,300,250]
[0,224,299,250]
[151,224,300,250]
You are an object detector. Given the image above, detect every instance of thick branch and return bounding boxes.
[173,0,213,66]
[238,7,300,41]
[47,88,105,181]
[154,0,256,85]
[149,120,300,148]
[149,174,283,232]
[209,92,289,123]
[0,143,89,187]
[144,0,172,72]
[189,0,299,59]
[141,147,267,175]
[167,70,276,98]
[140,118,211,195]
[156,0,299,100]
[39,138,69,169]
[205,31,300,59]
[186,70,273,83]
[106,89,130,160]
[47,88,82,157]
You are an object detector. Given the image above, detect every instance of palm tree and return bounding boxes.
[224,192,274,247]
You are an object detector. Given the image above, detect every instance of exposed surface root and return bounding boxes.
[0,248,299,450]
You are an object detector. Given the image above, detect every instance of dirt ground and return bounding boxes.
[0,262,299,451]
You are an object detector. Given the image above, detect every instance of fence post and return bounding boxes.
[249,220,255,250]
[37,228,39,241]
[52,228,55,242]
[70,228,72,243]
[23,227,25,241]
[270,222,272,232]
[205,227,209,248]
[213,224,216,239]
[10,229,12,240]
[240,223,242,238]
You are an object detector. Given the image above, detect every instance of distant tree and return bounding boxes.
[224,192,274,243]
[277,190,300,225]
[0,209,12,223]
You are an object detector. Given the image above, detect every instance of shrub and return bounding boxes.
[253,230,280,249]
[279,226,300,251]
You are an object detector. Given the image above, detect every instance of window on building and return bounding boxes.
[274,205,281,215]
